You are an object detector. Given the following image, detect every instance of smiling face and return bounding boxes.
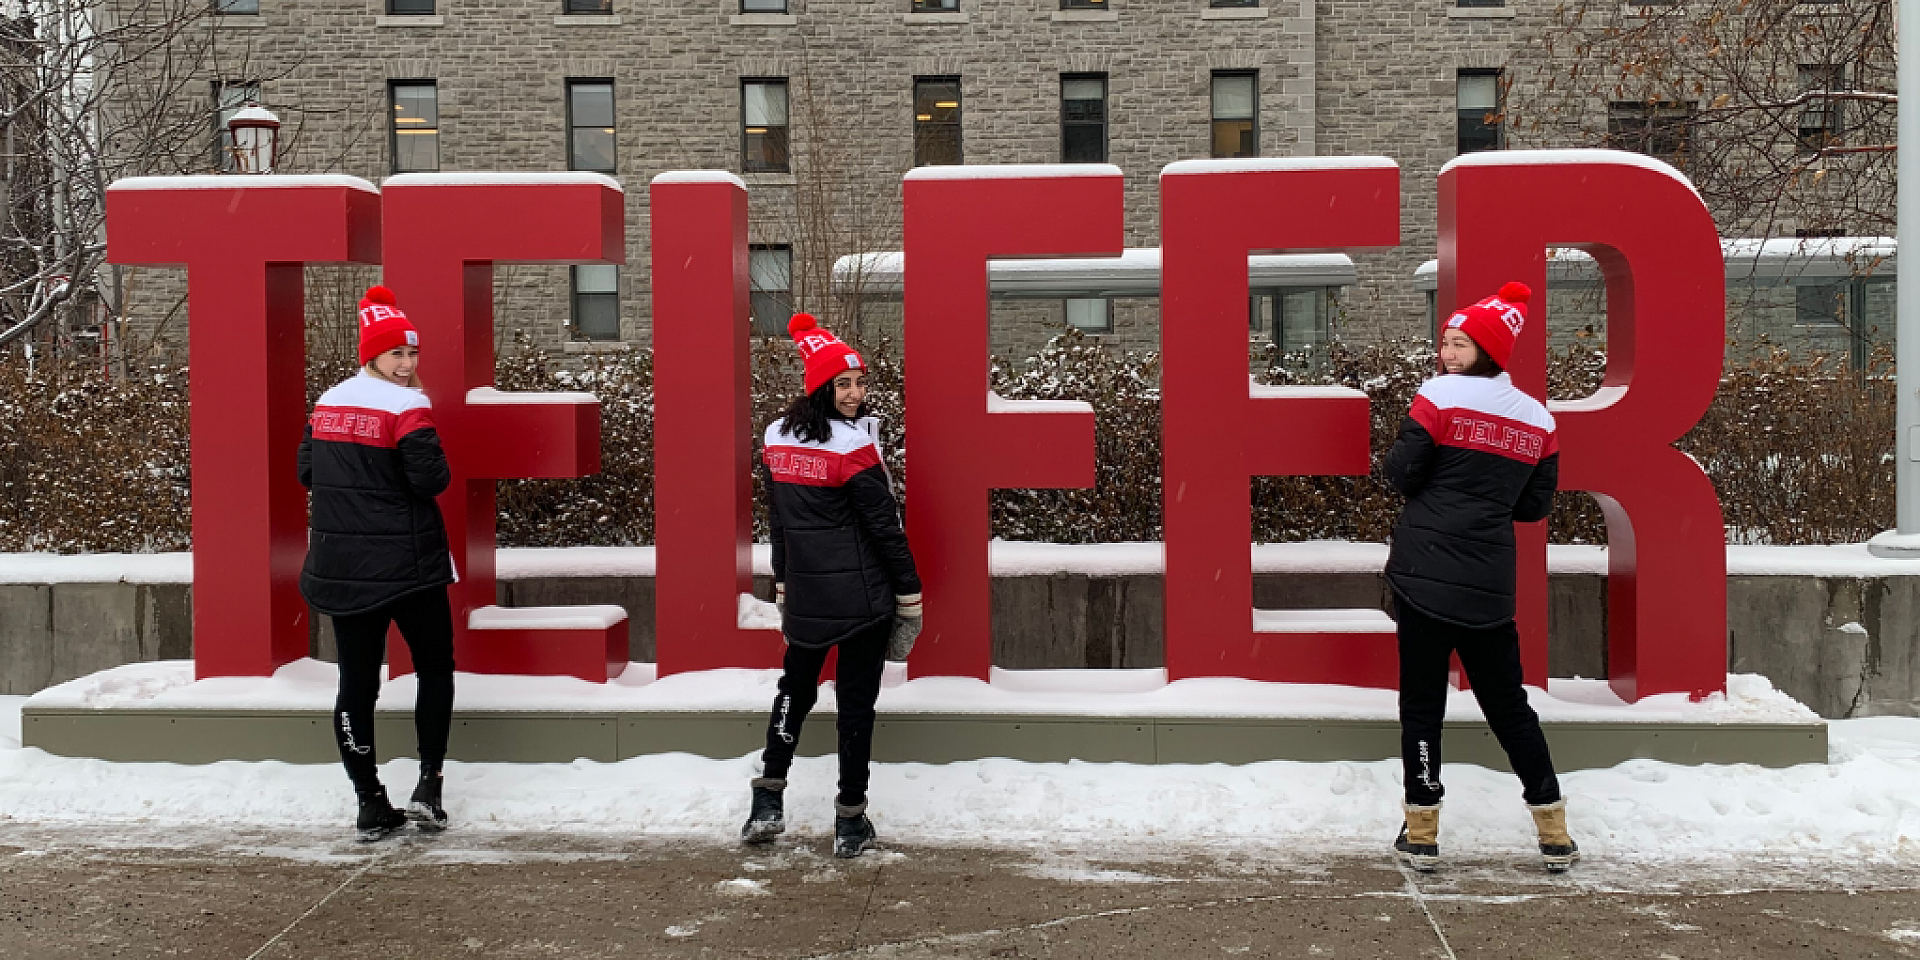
[833,370,869,418]
[1438,328,1482,375]
[371,345,419,386]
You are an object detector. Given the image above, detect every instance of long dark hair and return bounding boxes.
[778,380,868,444]
[1461,353,1503,377]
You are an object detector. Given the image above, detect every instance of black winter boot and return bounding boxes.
[355,785,408,842]
[741,778,786,844]
[407,768,448,832]
[832,800,876,859]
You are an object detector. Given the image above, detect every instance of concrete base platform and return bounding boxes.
[22,706,1828,770]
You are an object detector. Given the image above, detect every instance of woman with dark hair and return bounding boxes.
[1383,281,1578,873]
[741,314,922,859]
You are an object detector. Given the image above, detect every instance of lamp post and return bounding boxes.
[226,102,281,175]
[1870,0,1919,555]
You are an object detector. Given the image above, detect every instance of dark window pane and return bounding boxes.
[1455,0,1504,7]
[573,266,620,340]
[1210,72,1256,158]
[912,0,958,9]
[1796,283,1846,325]
[565,0,612,11]
[1455,71,1503,154]
[1210,0,1259,6]
[750,245,793,336]
[569,82,617,172]
[1211,120,1254,159]
[213,0,258,13]
[389,0,434,12]
[1062,0,1107,7]
[1062,76,1106,163]
[914,78,962,166]
[1606,101,1692,167]
[1063,125,1105,163]
[392,83,439,173]
[741,0,786,9]
[743,81,790,173]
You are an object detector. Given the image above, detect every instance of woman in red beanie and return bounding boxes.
[298,285,456,841]
[741,314,922,859]
[1383,281,1578,874]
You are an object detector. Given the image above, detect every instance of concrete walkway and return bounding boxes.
[1,826,1917,959]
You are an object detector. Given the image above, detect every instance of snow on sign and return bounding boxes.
[103,154,1727,705]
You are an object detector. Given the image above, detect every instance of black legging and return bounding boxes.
[1396,597,1561,807]
[760,619,889,808]
[331,587,456,793]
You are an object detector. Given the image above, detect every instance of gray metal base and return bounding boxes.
[22,707,1828,770]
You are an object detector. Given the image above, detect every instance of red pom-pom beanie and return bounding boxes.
[357,285,419,365]
[1442,281,1531,369]
[788,313,866,396]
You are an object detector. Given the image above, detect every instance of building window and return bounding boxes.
[1252,288,1332,354]
[1798,65,1844,153]
[911,0,958,9]
[1795,283,1846,326]
[1606,100,1693,168]
[742,80,790,173]
[1210,71,1257,159]
[1061,74,1107,164]
[1455,0,1503,9]
[567,80,616,173]
[914,77,962,167]
[564,0,612,11]
[212,81,261,170]
[1456,70,1504,155]
[572,266,620,341]
[1061,0,1106,7]
[389,82,439,174]
[1210,0,1260,6]
[749,245,793,336]
[1065,298,1112,334]
[741,0,786,10]
[388,0,434,12]
[213,0,259,13]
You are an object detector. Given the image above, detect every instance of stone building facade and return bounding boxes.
[119,0,1890,368]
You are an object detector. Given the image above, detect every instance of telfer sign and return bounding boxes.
[104,152,1726,703]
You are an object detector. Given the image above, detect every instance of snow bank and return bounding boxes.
[0,696,1907,866]
[14,541,1920,585]
[24,660,1818,724]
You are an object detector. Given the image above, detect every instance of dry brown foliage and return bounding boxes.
[0,335,1895,551]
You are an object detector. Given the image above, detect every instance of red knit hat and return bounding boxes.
[788,313,865,395]
[357,285,419,365]
[1442,281,1531,369]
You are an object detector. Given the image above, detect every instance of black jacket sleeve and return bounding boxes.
[397,427,452,499]
[845,464,922,596]
[297,424,314,490]
[1514,451,1559,523]
[1383,415,1437,497]
[764,461,786,585]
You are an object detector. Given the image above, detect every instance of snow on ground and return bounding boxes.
[0,697,1914,870]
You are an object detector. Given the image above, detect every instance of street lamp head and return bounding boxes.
[226,101,281,175]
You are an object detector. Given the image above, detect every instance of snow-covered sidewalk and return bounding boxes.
[1,696,1915,867]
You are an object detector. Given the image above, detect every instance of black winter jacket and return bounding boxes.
[298,371,455,616]
[763,416,921,649]
[1383,372,1559,629]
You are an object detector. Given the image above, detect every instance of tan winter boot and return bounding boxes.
[1529,798,1580,873]
[1394,803,1441,872]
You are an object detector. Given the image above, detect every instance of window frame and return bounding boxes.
[1797,64,1845,154]
[910,0,959,10]
[1605,100,1694,168]
[565,79,618,174]
[741,78,791,174]
[1065,297,1113,334]
[571,265,622,341]
[388,80,440,175]
[749,244,794,337]
[913,76,963,167]
[739,0,787,10]
[1455,68,1505,155]
[1060,73,1108,164]
[1060,0,1108,8]
[1208,0,1261,7]
[387,0,435,13]
[1209,70,1258,160]
[563,0,613,12]
[211,0,259,14]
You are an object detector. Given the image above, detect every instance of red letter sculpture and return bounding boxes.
[650,173,784,674]
[1438,150,1726,701]
[106,176,382,679]
[1160,159,1402,686]
[382,174,628,681]
[903,166,1125,679]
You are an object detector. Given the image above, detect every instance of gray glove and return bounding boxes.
[887,593,923,661]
